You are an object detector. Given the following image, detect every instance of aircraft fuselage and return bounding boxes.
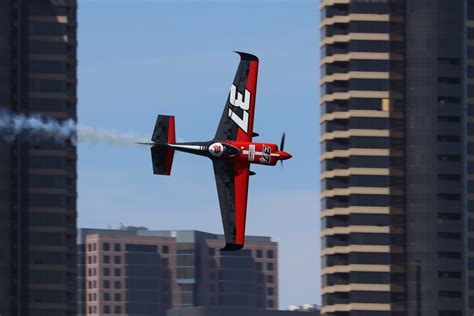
[167,141,292,166]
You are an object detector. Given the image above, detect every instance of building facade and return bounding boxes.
[0,1,77,315]
[320,0,474,315]
[167,306,320,316]
[78,228,278,316]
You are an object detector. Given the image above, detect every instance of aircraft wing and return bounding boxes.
[214,52,259,142]
[212,158,250,250]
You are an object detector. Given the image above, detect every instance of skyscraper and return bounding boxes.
[0,1,77,315]
[78,228,278,316]
[320,0,474,315]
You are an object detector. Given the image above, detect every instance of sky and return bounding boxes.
[77,0,321,308]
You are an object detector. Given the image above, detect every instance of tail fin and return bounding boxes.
[152,115,175,144]
[151,115,175,176]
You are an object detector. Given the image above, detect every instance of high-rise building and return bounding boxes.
[0,1,77,315]
[320,0,474,315]
[78,228,278,316]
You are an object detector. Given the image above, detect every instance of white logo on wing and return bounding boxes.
[228,84,250,133]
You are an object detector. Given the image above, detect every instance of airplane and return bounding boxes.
[139,52,293,251]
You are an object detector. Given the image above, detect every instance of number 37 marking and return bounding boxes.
[228,84,251,133]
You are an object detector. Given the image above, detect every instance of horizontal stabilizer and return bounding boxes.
[151,145,174,176]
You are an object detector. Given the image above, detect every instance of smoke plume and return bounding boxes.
[0,109,147,146]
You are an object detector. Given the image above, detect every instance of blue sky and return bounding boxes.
[78,0,320,308]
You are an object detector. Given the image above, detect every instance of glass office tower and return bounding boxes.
[0,1,77,315]
[320,0,474,315]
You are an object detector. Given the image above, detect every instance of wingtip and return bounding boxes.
[220,243,244,251]
[234,51,259,61]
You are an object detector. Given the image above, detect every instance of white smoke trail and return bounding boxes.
[0,109,148,146]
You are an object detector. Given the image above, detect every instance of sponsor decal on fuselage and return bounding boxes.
[248,144,255,161]
[209,142,224,157]
[228,84,251,133]
[260,145,271,164]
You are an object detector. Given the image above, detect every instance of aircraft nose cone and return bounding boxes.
[280,151,293,160]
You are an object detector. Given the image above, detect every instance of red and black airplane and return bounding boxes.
[141,52,292,250]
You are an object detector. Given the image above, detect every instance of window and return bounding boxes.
[103,280,110,289]
[256,262,263,271]
[103,305,111,314]
[114,306,121,314]
[267,262,274,271]
[88,244,92,251]
[256,250,263,258]
[114,268,121,277]
[114,243,121,252]
[267,300,274,308]
[267,250,274,259]
[103,267,110,276]
[114,281,121,289]
[267,287,274,295]
[162,245,169,254]
[114,256,121,264]
[114,293,121,301]
[438,232,461,240]
[438,271,462,279]
[103,293,111,301]
[103,255,110,264]
[103,243,110,251]
[267,275,274,283]
[439,252,461,259]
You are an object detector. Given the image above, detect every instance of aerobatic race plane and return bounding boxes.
[140,52,292,251]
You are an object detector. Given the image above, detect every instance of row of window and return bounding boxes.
[321,21,390,38]
[87,255,121,264]
[322,214,389,227]
[29,193,75,208]
[88,242,170,254]
[322,234,390,248]
[87,280,121,290]
[321,117,388,134]
[88,305,121,315]
[321,2,389,19]
[87,267,121,277]
[321,156,390,170]
[87,292,121,302]
[208,247,274,259]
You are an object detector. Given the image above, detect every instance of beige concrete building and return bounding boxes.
[78,228,278,316]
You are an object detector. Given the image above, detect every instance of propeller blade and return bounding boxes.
[280,132,286,151]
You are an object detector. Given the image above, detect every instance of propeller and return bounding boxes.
[280,132,286,168]
[280,132,286,151]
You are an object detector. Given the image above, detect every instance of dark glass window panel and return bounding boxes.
[30,60,66,73]
[29,22,67,36]
[125,244,157,253]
